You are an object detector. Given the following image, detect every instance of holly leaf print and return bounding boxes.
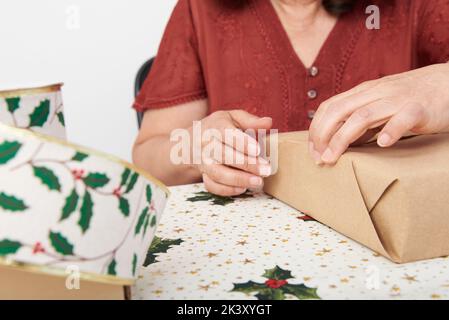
[187,191,253,206]
[107,259,117,276]
[283,284,320,300]
[0,192,28,212]
[150,215,157,228]
[120,168,131,187]
[71,152,88,162]
[60,189,79,221]
[0,141,22,165]
[29,99,50,127]
[262,266,293,281]
[32,166,61,191]
[142,214,150,237]
[57,112,65,127]
[118,197,130,217]
[5,97,20,113]
[132,253,138,276]
[143,236,184,267]
[83,172,110,189]
[124,172,139,194]
[231,265,320,300]
[49,231,74,256]
[146,185,152,203]
[79,191,93,233]
[135,207,149,236]
[0,239,22,256]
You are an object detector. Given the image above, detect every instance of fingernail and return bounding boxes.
[248,143,260,157]
[377,133,391,147]
[309,142,322,164]
[250,176,263,187]
[258,157,269,165]
[259,165,272,177]
[321,148,334,163]
[234,187,247,194]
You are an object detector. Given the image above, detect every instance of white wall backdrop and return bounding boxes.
[0,0,177,160]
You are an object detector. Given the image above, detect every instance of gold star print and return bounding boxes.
[189,269,200,275]
[348,265,358,269]
[197,239,207,243]
[225,259,233,264]
[339,240,348,244]
[329,284,337,289]
[263,251,271,256]
[199,284,211,291]
[176,287,184,291]
[211,214,218,217]
[303,277,311,281]
[236,240,247,246]
[310,232,320,237]
[340,278,349,283]
[242,258,254,264]
[390,285,401,296]
[431,294,441,299]
[211,281,220,286]
[174,228,184,233]
[247,224,256,228]
[315,248,332,256]
[207,252,218,258]
[403,274,418,283]
[150,270,164,276]
[212,228,221,233]
[152,290,163,295]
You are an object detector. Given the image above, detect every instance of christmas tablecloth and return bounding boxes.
[132,184,449,300]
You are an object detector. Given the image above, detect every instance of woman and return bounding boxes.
[133,0,449,195]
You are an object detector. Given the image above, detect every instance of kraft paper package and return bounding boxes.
[264,131,449,264]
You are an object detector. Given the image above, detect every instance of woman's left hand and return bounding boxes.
[308,63,449,165]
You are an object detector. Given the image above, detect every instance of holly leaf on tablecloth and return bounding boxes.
[29,99,50,127]
[79,191,93,233]
[49,231,74,256]
[118,197,130,217]
[186,191,253,206]
[57,112,65,127]
[107,259,117,276]
[120,168,131,187]
[71,152,88,162]
[0,141,22,165]
[283,284,320,300]
[83,173,110,189]
[32,166,61,191]
[0,192,28,212]
[262,265,293,281]
[60,189,79,221]
[231,265,320,300]
[5,97,20,113]
[135,207,149,236]
[132,253,138,276]
[124,172,139,194]
[0,239,22,256]
[297,215,316,222]
[143,236,184,266]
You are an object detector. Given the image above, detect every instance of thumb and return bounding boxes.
[228,110,272,130]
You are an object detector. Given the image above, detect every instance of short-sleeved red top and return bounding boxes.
[133,0,449,132]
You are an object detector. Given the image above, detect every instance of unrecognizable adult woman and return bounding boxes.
[133,0,449,196]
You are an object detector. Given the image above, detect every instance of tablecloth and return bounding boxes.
[132,184,449,300]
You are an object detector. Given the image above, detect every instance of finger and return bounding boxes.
[213,120,261,157]
[309,83,385,153]
[212,143,272,177]
[320,102,396,164]
[202,162,264,190]
[228,110,273,131]
[202,173,247,197]
[377,103,426,147]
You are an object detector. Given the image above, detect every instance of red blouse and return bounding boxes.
[133,0,449,132]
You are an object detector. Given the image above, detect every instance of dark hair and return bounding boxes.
[218,0,356,15]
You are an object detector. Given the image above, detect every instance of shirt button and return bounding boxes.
[309,66,319,77]
[307,89,317,99]
[307,110,316,120]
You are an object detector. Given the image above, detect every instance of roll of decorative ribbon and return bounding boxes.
[0,123,169,285]
[0,84,66,140]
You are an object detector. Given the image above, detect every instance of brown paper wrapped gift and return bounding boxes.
[264,131,449,263]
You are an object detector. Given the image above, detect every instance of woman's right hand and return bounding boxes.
[188,110,273,196]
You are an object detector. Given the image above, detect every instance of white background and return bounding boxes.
[0,0,177,160]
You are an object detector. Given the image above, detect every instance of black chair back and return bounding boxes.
[134,57,155,128]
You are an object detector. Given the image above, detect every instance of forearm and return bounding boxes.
[132,134,201,186]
